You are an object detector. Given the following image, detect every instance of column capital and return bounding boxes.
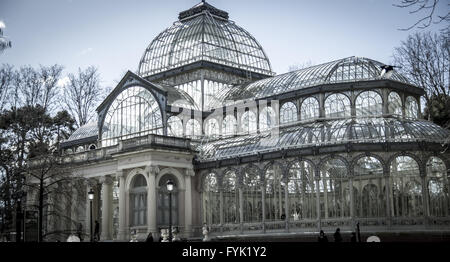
[99,175,114,185]
[185,169,195,177]
[116,170,125,180]
[145,165,160,176]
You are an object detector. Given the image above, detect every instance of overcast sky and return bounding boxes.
[0,0,447,89]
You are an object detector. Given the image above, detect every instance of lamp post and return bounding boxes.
[166,179,174,242]
[88,189,94,242]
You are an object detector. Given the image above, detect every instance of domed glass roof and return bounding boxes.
[196,117,450,160]
[218,56,413,103]
[138,1,274,77]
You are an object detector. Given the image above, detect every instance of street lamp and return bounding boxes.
[88,189,94,242]
[166,179,174,242]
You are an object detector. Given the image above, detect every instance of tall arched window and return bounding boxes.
[390,156,422,217]
[280,102,297,124]
[353,156,385,218]
[426,157,449,217]
[157,175,178,226]
[259,106,276,131]
[324,93,351,118]
[264,164,285,221]
[222,115,237,137]
[101,86,162,147]
[405,96,418,118]
[319,158,350,218]
[300,97,319,120]
[185,118,201,138]
[223,170,239,223]
[204,118,220,137]
[288,161,316,220]
[130,174,147,226]
[355,91,382,116]
[167,116,183,137]
[243,166,262,222]
[241,110,257,134]
[388,91,402,116]
[202,173,220,225]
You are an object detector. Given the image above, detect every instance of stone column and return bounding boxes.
[100,176,113,240]
[184,169,194,237]
[349,178,354,218]
[145,165,159,239]
[116,170,127,241]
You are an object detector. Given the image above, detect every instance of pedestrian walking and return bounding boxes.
[94,220,100,241]
[334,228,342,242]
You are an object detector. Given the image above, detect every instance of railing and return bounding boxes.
[59,134,192,165]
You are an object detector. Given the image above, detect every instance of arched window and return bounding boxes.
[185,118,201,138]
[264,164,285,221]
[157,175,178,226]
[222,115,237,137]
[241,110,257,134]
[353,156,385,218]
[405,96,418,118]
[204,118,219,137]
[130,174,147,226]
[101,86,162,147]
[243,166,262,222]
[167,116,183,137]
[355,91,382,116]
[300,97,319,120]
[280,102,297,124]
[288,161,316,220]
[223,171,239,224]
[426,157,449,217]
[259,106,276,131]
[388,92,402,116]
[324,93,351,118]
[390,156,422,217]
[202,173,220,225]
[319,158,350,218]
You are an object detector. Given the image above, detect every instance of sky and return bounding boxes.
[0,0,447,89]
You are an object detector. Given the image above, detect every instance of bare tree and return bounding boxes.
[62,66,103,128]
[13,65,64,113]
[393,32,449,104]
[394,0,450,31]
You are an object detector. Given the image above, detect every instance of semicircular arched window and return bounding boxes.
[388,91,402,116]
[259,106,276,131]
[186,118,202,139]
[300,97,319,120]
[405,96,418,119]
[101,86,163,147]
[280,102,298,124]
[355,91,382,116]
[222,115,237,137]
[324,93,351,118]
[167,115,183,137]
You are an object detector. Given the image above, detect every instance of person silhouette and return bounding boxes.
[318,230,328,242]
[334,228,342,242]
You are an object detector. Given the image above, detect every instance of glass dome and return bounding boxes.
[138,1,274,77]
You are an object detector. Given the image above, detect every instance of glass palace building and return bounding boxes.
[35,1,450,241]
